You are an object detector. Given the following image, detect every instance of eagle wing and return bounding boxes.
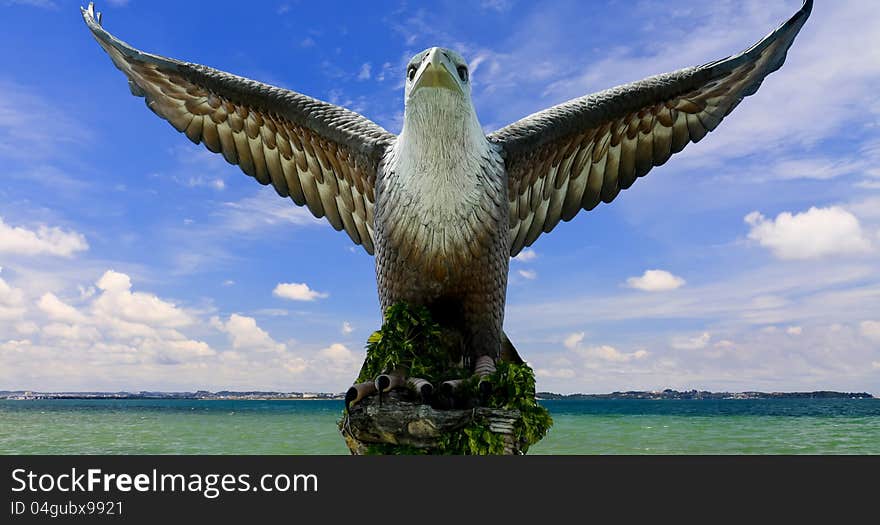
[82,3,395,254]
[489,0,812,256]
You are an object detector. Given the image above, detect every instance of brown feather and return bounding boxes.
[652,120,673,166]
[634,129,653,179]
[227,110,244,133]
[248,134,270,184]
[600,144,621,203]
[670,110,690,153]
[300,171,325,218]
[217,124,238,164]
[233,131,255,176]
[316,180,343,230]
[201,118,221,153]
[583,153,606,211]
[618,134,637,189]
[263,142,288,197]
[561,165,588,221]
[281,157,306,206]
[184,115,203,145]
[686,113,708,142]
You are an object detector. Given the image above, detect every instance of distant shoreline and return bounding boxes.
[0,388,873,401]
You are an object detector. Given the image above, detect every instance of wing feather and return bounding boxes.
[82,3,393,254]
[490,1,812,256]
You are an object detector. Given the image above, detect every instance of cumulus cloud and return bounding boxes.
[626,270,686,292]
[341,321,354,335]
[562,331,648,362]
[0,269,216,385]
[94,270,193,328]
[273,282,329,301]
[671,332,711,350]
[308,343,362,381]
[37,293,87,323]
[211,314,285,352]
[745,207,872,260]
[0,277,25,320]
[0,267,371,391]
[563,332,584,349]
[0,217,88,257]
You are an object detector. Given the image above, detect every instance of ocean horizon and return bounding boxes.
[2,398,878,455]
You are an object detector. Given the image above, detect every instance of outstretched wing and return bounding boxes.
[489,0,812,256]
[82,3,395,254]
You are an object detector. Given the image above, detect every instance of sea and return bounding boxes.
[1,398,878,454]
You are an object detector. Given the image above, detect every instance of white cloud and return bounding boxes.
[770,157,863,181]
[273,282,328,302]
[626,269,686,292]
[671,332,711,350]
[37,293,87,323]
[312,343,362,379]
[357,63,372,81]
[0,217,88,257]
[561,331,648,363]
[786,326,803,336]
[93,270,193,328]
[5,1,56,10]
[745,207,872,260]
[0,276,25,320]
[860,320,880,342]
[535,367,575,379]
[512,248,537,262]
[563,332,584,349]
[341,321,354,335]
[211,314,285,352]
[576,344,648,363]
[42,322,101,342]
[15,321,38,335]
[517,269,537,280]
[0,270,217,387]
[217,194,320,232]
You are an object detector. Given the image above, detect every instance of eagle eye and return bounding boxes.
[407,65,417,81]
[457,65,468,82]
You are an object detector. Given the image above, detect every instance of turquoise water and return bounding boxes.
[1,399,878,454]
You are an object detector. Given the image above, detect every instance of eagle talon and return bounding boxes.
[347,374,435,409]
[345,381,377,411]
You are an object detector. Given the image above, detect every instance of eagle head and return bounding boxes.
[401,47,482,143]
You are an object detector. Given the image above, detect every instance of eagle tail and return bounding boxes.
[501,332,524,364]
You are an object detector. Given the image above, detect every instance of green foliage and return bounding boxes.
[354,302,552,454]
[357,303,466,383]
[484,361,554,452]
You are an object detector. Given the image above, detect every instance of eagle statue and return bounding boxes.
[82,1,812,400]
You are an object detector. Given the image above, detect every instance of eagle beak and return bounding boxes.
[413,48,461,93]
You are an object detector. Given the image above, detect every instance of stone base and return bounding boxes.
[340,390,524,455]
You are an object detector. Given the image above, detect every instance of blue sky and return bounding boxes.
[1,0,878,393]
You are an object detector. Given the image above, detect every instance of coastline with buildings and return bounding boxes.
[0,388,872,401]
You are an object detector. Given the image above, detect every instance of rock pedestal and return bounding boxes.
[340,390,524,455]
